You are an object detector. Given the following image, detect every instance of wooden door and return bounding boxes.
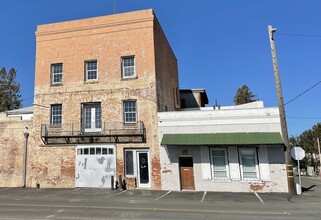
[179,157,195,190]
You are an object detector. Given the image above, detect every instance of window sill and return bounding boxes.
[211,178,231,183]
[51,83,63,87]
[49,124,62,128]
[240,179,262,183]
[124,122,137,126]
[84,80,99,84]
[122,76,138,81]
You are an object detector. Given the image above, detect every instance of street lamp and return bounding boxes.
[22,127,29,187]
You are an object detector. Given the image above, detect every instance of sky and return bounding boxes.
[1,0,320,137]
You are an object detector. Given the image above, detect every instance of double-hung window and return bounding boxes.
[85,61,98,81]
[50,104,62,126]
[51,63,63,84]
[123,101,136,124]
[239,148,259,180]
[210,148,229,179]
[122,56,135,78]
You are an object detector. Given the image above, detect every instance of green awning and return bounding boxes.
[161,132,284,146]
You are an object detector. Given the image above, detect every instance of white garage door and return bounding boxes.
[76,145,116,188]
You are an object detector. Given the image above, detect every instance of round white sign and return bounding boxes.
[290,147,305,160]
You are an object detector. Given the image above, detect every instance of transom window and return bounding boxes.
[50,104,62,125]
[239,148,259,180]
[85,61,98,80]
[122,56,135,78]
[123,101,137,124]
[210,148,229,179]
[77,147,114,155]
[51,63,63,84]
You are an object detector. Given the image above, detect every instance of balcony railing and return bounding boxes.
[41,121,146,145]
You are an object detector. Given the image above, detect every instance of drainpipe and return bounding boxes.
[22,127,29,188]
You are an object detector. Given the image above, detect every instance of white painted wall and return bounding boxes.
[158,101,288,193]
[7,114,33,120]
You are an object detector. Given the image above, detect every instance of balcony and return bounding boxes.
[41,121,146,145]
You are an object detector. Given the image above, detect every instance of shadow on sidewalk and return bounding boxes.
[302,185,316,192]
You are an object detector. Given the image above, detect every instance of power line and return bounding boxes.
[285,79,321,105]
[276,32,321,38]
[22,96,34,102]
[287,116,321,120]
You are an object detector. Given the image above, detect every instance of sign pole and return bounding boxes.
[291,146,305,195]
[297,159,301,188]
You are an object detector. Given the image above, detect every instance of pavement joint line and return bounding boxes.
[254,192,265,205]
[105,190,127,198]
[200,191,207,202]
[155,191,171,200]
[0,203,289,216]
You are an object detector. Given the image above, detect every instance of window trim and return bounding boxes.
[121,56,136,79]
[210,148,229,180]
[50,104,62,126]
[123,100,137,124]
[51,63,63,85]
[85,60,98,81]
[239,148,260,181]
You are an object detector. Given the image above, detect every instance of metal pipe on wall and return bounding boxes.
[22,127,29,187]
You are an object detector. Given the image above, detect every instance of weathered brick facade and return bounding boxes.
[0,113,33,187]
[27,9,179,189]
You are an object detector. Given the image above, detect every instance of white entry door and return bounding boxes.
[76,145,116,188]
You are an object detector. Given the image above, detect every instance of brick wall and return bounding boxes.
[30,9,176,189]
[0,113,33,187]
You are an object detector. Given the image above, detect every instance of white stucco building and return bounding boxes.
[158,101,288,193]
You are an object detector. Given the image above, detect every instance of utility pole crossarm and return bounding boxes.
[268,25,297,195]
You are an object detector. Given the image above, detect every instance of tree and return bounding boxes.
[0,67,22,112]
[289,123,321,168]
[233,84,257,105]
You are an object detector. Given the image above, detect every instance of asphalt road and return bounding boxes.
[0,176,320,220]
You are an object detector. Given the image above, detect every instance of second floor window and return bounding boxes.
[51,63,63,84]
[123,100,136,124]
[122,56,135,78]
[51,104,62,125]
[85,61,97,80]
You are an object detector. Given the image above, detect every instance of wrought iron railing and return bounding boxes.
[41,121,146,145]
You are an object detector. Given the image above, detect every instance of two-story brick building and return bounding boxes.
[27,9,179,189]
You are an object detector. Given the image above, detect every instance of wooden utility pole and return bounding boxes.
[114,0,116,14]
[268,25,296,195]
